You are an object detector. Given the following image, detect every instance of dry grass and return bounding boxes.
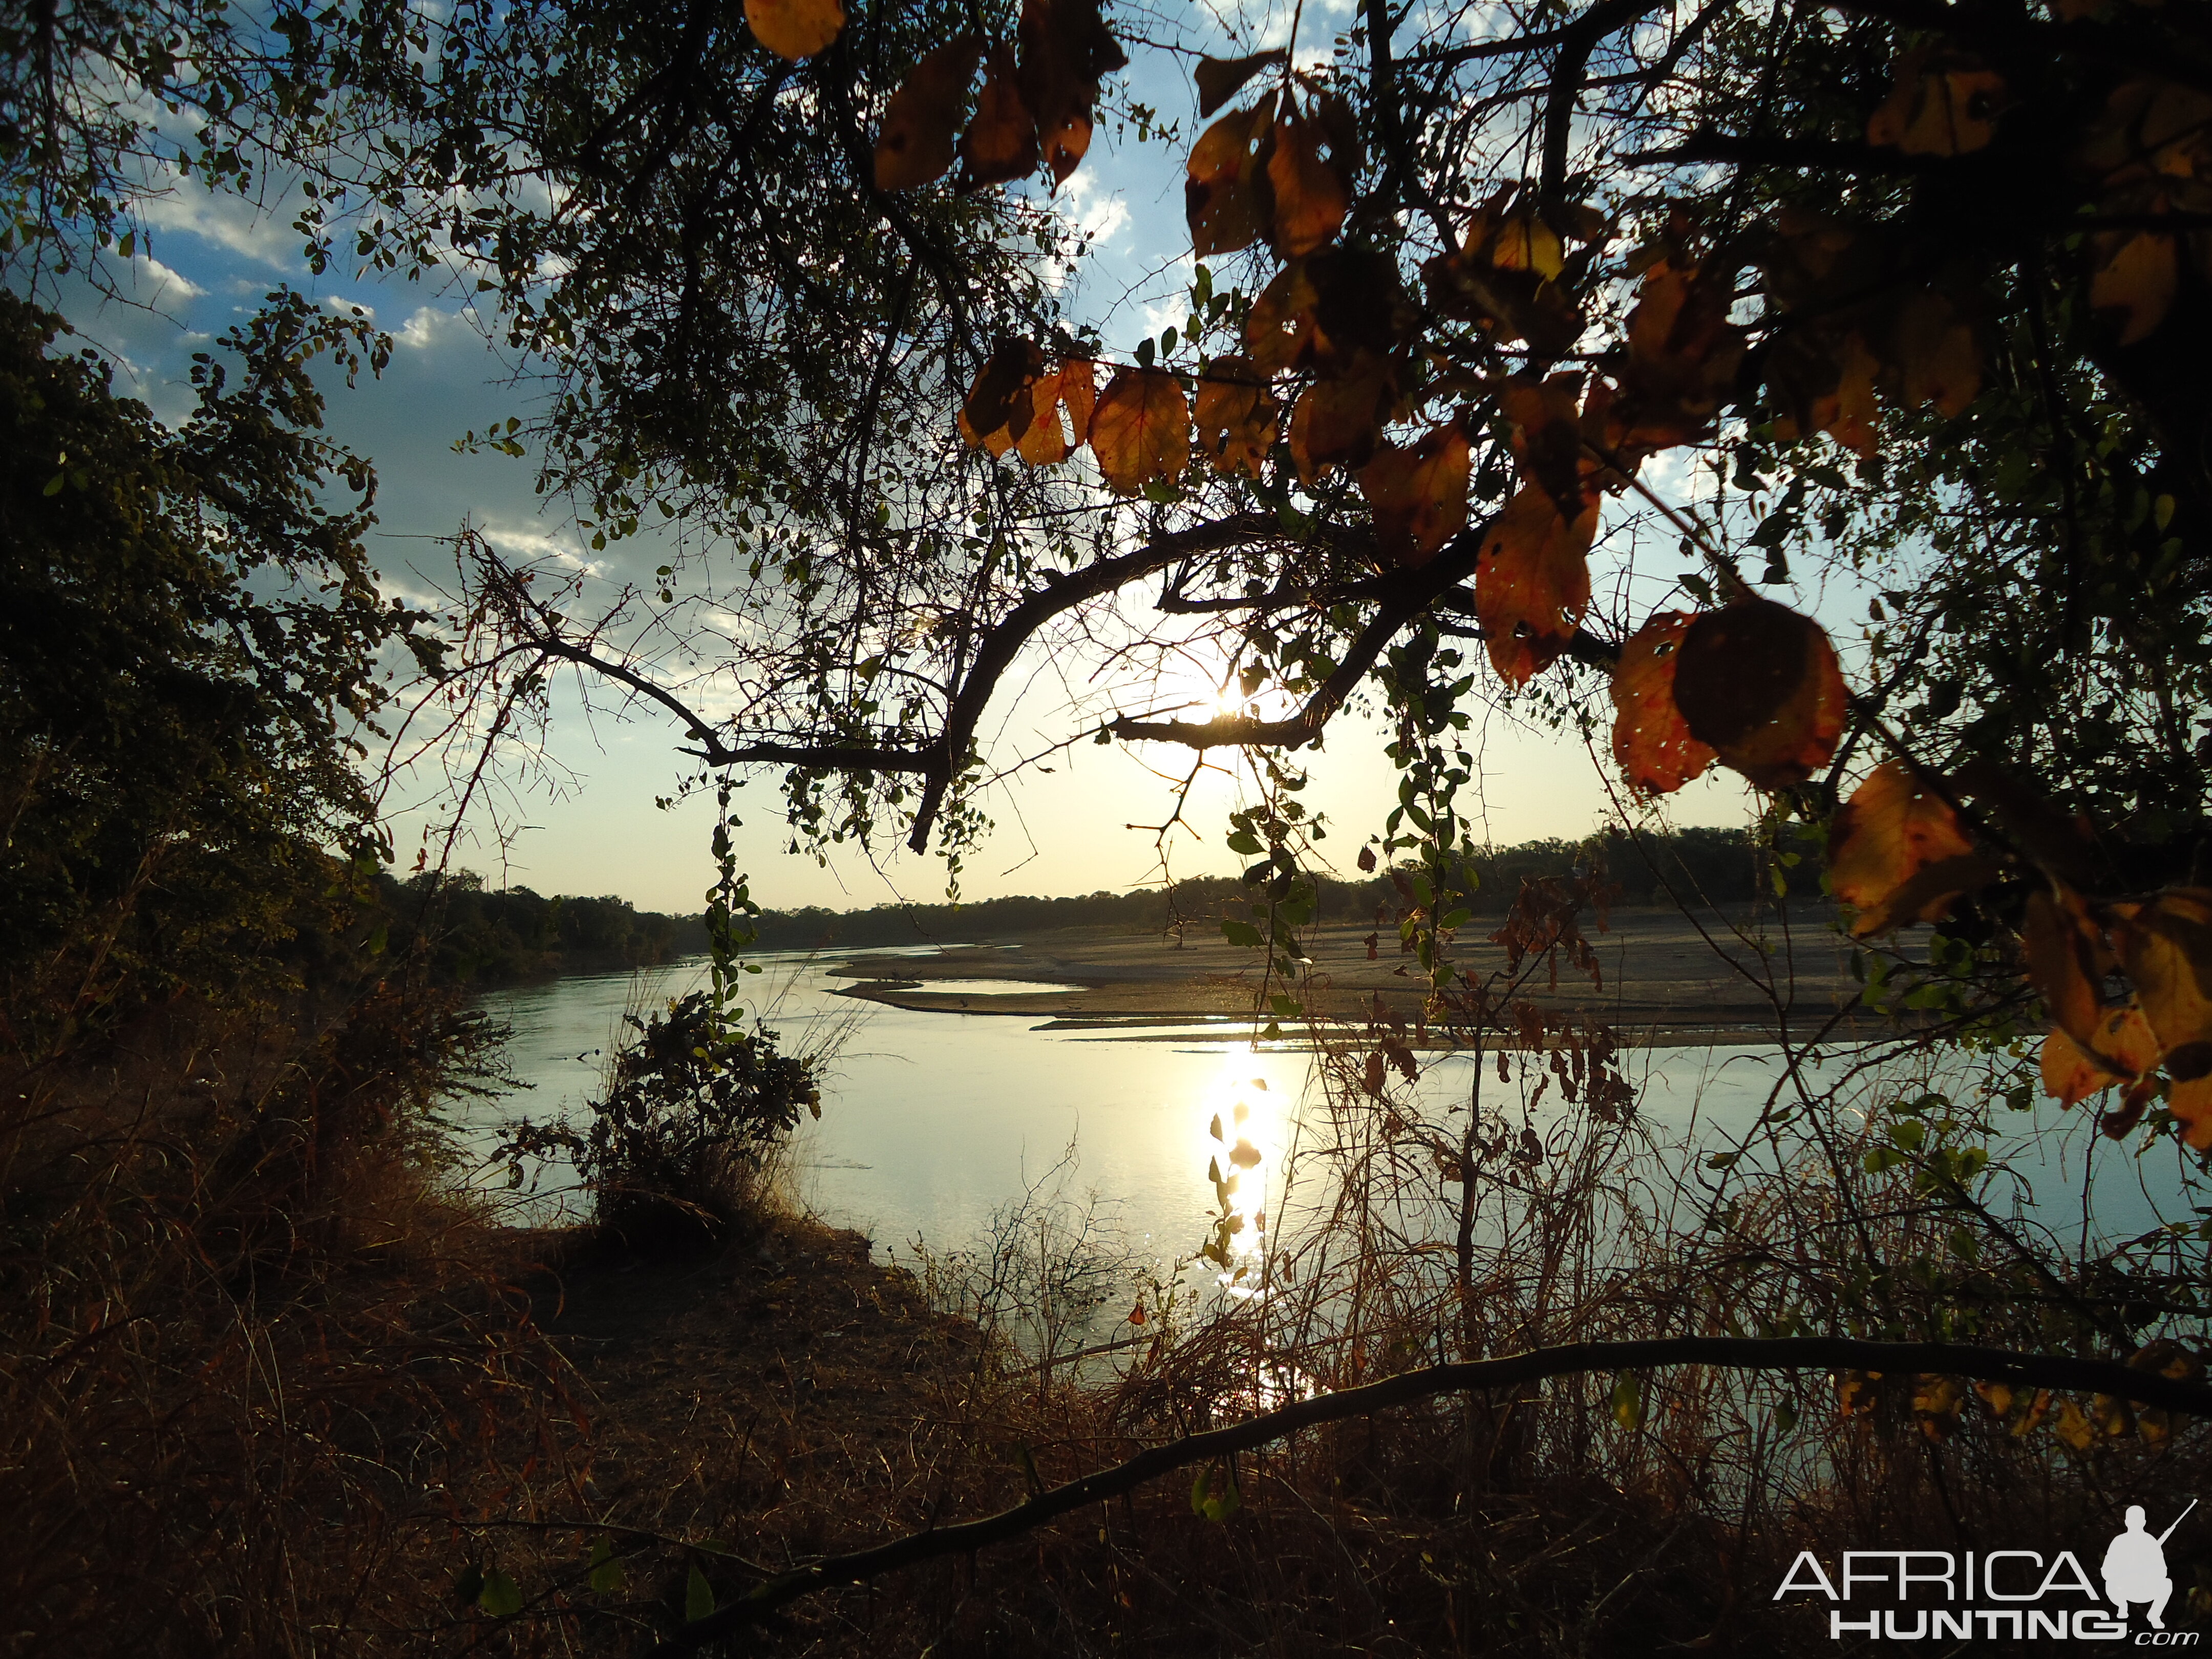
[10,896,2211,1657]
[0,986,584,1659]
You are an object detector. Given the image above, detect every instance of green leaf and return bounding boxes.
[588,1536,622,1595]
[1190,1460,1242,1521]
[478,1567,524,1617]
[686,1562,715,1623]
[1225,829,1264,855]
[1610,1372,1644,1432]
[454,1563,484,1607]
[1220,919,1264,948]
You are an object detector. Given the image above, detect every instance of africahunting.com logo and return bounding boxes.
[1775,1502,2201,1643]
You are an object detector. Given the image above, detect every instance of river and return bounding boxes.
[450,950,2195,1284]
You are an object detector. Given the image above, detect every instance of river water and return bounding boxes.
[453,951,2193,1274]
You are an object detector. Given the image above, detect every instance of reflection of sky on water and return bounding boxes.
[462,953,2200,1266]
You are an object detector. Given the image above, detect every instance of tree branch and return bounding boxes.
[1541,0,1672,208]
[658,1332,2212,1650]
[902,512,1287,849]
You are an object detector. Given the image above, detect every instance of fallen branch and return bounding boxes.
[656,1332,2212,1649]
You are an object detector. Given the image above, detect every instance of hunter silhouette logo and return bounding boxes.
[1775,1501,2202,1642]
[2107,1502,2196,1631]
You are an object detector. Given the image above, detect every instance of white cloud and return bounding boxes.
[395,304,472,351]
[1054,166,1133,254]
[135,254,205,302]
[134,178,304,268]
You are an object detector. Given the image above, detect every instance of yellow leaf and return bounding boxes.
[2020,886,2129,1066]
[2011,1388,2053,1436]
[1913,1373,1966,1439]
[1195,50,1286,118]
[1285,359,1395,483]
[1838,1369,1882,1418]
[2111,889,2212,1076]
[2171,1073,2212,1150]
[2039,1017,2157,1108]
[1015,359,1096,466]
[2054,1396,2098,1451]
[1088,367,1189,494]
[1492,216,1564,280]
[957,338,1046,455]
[745,0,843,60]
[1013,0,1125,188]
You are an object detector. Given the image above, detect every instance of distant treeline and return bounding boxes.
[362,873,709,987]
[357,827,1778,981]
[742,826,1780,952]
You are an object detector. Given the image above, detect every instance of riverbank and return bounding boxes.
[826,904,1892,1045]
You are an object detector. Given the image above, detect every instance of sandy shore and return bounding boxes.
[826,904,1905,1046]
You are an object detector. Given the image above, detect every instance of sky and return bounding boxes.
[25,5,1759,917]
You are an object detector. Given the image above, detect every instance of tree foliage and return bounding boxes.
[0,289,431,1041]
[11,0,2212,1130]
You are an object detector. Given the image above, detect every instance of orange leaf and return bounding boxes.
[1608,257,1747,456]
[958,49,1039,189]
[1358,423,1471,568]
[2168,1074,2212,1150]
[1825,336,1881,456]
[876,37,983,190]
[1892,290,1981,418]
[2039,1014,2157,1107]
[1195,50,1286,118]
[2111,889,2212,1079]
[2020,885,2121,1062]
[1827,761,1989,936]
[1089,367,1189,493]
[1867,48,2006,156]
[1670,599,1846,789]
[1475,484,1595,688]
[2090,229,2178,346]
[1422,195,1584,356]
[1609,611,1716,796]
[957,338,1046,455]
[1186,94,1277,259]
[1266,103,1350,257]
[1497,371,1593,521]
[1286,361,1395,483]
[1193,356,1279,477]
[745,0,843,59]
[1015,0,1126,187]
[1245,249,1413,377]
[1015,358,1096,466]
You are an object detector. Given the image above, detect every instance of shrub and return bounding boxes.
[495,991,820,1254]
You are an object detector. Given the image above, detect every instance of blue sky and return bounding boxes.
[30,9,1756,915]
